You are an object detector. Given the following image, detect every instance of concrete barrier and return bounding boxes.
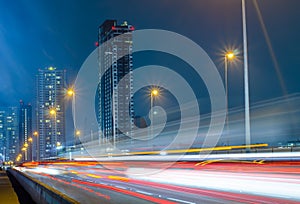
[7,169,79,204]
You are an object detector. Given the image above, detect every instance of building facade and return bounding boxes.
[0,107,19,162]
[19,101,32,161]
[98,20,134,146]
[0,110,5,162]
[37,67,66,160]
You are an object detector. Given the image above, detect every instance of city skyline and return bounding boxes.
[0,0,299,109]
[0,1,299,160]
[0,2,299,203]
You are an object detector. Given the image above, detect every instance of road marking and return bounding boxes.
[168,197,195,204]
[115,185,126,190]
[136,190,153,196]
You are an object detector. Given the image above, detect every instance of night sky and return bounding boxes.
[0,0,299,108]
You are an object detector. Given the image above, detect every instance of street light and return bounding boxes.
[75,129,81,145]
[33,131,38,161]
[28,137,33,161]
[224,51,236,145]
[49,108,58,156]
[242,0,251,151]
[16,154,22,162]
[22,146,27,161]
[49,108,56,116]
[151,89,159,97]
[67,89,75,97]
[150,88,159,140]
[75,130,81,136]
[67,87,77,146]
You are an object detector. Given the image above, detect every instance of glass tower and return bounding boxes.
[19,101,32,161]
[98,20,134,146]
[0,107,19,161]
[37,67,66,160]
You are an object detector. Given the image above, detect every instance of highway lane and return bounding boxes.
[15,160,300,203]
[18,166,230,203]
[22,170,168,204]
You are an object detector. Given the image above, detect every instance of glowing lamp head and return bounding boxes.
[67,89,75,96]
[50,109,56,115]
[151,89,159,96]
[226,52,235,60]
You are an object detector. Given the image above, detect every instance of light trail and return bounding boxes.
[72,151,300,162]
[14,160,300,203]
[127,164,300,202]
[71,143,268,159]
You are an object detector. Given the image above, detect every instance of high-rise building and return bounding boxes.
[0,109,5,162]
[37,67,66,160]
[19,100,32,161]
[0,107,19,161]
[97,20,134,145]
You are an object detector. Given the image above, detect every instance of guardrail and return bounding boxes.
[7,169,79,204]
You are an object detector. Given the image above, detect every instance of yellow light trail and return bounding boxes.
[99,143,268,157]
[86,174,102,179]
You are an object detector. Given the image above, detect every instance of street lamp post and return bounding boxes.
[242,0,251,151]
[22,145,27,161]
[150,89,159,142]
[75,129,80,145]
[28,137,33,161]
[50,108,57,156]
[33,131,38,161]
[224,51,235,145]
[67,88,75,125]
[16,154,22,163]
[67,88,78,146]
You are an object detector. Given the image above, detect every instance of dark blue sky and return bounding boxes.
[0,0,299,108]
